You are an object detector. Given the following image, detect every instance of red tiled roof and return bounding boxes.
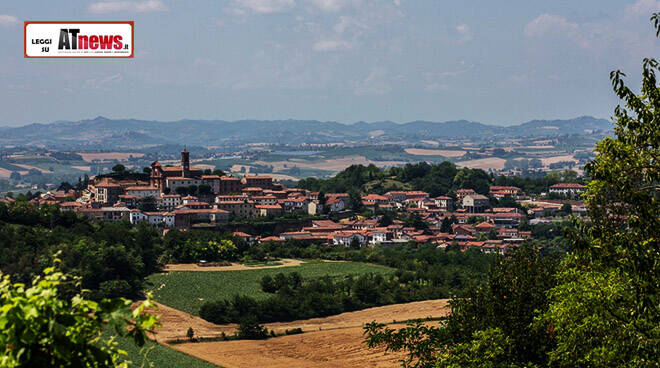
[255,204,283,209]
[550,183,585,189]
[476,222,495,228]
[260,236,285,242]
[125,186,159,191]
[233,231,252,237]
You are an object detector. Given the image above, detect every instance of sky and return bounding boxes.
[1,0,660,127]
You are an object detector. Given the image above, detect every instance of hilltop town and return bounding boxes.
[3,149,585,255]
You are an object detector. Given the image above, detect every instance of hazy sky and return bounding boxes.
[1,0,660,127]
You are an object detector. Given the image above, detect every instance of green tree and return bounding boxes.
[542,14,660,368]
[365,246,559,368]
[0,260,159,367]
[137,196,157,212]
[236,316,268,340]
[112,164,126,173]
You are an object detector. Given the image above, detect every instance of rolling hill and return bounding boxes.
[0,116,612,149]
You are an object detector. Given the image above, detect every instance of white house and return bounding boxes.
[125,186,160,198]
[549,183,585,197]
[332,231,366,246]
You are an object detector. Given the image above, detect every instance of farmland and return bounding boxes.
[148,261,395,315]
[160,299,450,368]
[110,332,219,368]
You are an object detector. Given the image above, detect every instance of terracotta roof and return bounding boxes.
[490,186,520,191]
[550,183,585,189]
[476,222,495,228]
[255,204,283,209]
[166,177,200,180]
[260,236,285,242]
[125,186,159,191]
[465,194,489,200]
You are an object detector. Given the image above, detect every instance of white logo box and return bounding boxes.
[25,21,133,58]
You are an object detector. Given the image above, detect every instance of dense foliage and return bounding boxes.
[0,202,161,299]
[199,245,492,324]
[202,270,445,324]
[297,161,581,197]
[0,261,158,367]
[365,246,559,368]
[541,16,660,367]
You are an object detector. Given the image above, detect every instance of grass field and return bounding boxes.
[147,261,394,315]
[110,332,220,368]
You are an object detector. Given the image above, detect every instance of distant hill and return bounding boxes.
[0,116,612,149]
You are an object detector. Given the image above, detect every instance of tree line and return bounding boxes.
[297,160,582,197]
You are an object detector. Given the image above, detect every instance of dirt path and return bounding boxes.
[163,259,305,272]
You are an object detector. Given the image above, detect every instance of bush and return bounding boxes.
[285,328,303,335]
[237,316,269,340]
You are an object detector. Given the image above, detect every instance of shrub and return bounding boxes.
[237,316,269,340]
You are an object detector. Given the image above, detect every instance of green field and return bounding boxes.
[147,261,394,315]
[110,333,220,368]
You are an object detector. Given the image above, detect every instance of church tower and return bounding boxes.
[181,149,190,178]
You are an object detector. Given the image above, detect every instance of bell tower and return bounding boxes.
[181,149,190,177]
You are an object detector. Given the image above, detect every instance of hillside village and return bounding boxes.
[1,150,586,255]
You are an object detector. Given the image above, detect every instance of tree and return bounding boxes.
[187,327,195,341]
[57,181,73,192]
[542,14,660,367]
[138,196,158,212]
[350,236,362,250]
[378,211,394,227]
[0,260,159,367]
[348,189,363,212]
[365,246,559,368]
[112,164,126,173]
[440,216,455,233]
[237,316,269,340]
[198,184,212,195]
[560,203,572,215]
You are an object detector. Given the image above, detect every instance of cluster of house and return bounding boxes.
[232,207,532,254]
[2,150,588,253]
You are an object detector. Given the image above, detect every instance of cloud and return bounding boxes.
[524,13,578,38]
[313,40,352,51]
[84,73,123,89]
[333,15,367,35]
[424,82,449,92]
[625,0,660,18]
[193,57,217,67]
[88,0,168,14]
[424,69,469,79]
[0,14,18,26]
[230,0,296,14]
[455,23,473,43]
[353,67,391,95]
[309,0,355,12]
